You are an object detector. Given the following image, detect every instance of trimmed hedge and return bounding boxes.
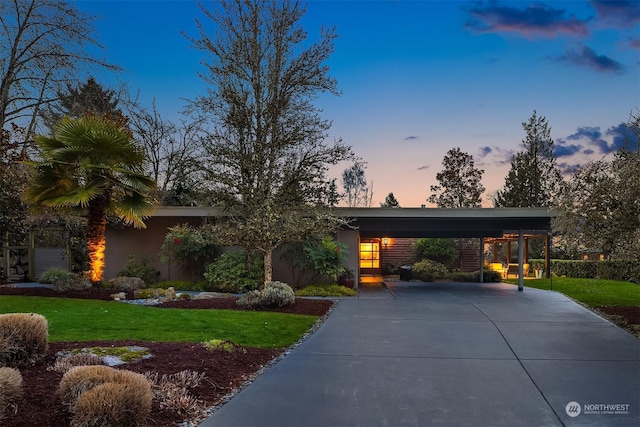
[531,259,640,283]
[448,270,502,283]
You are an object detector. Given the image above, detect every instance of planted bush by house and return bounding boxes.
[39,268,91,291]
[295,284,357,297]
[237,281,295,308]
[204,251,263,293]
[412,260,449,282]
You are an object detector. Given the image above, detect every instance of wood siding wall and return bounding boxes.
[380,238,416,273]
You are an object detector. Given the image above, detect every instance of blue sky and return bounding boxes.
[77,0,639,207]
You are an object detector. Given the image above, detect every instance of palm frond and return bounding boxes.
[112,195,156,229]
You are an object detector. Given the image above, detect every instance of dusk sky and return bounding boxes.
[77,0,640,207]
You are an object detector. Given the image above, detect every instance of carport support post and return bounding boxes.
[518,230,524,291]
[479,237,484,283]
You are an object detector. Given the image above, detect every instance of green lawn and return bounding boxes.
[504,277,640,307]
[0,296,318,347]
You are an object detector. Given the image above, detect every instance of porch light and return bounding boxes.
[382,238,389,248]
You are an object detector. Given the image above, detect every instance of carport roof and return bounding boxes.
[339,207,554,238]
[150,206,554,239]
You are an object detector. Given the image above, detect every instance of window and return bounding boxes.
[360,242,379,269]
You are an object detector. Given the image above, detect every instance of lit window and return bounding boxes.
[360,242,380,268]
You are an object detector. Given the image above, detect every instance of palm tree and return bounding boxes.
[26,115,156,284]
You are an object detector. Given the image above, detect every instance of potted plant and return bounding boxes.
[338,268,355,288]
[532,261,544,279]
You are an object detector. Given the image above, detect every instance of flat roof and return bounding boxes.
[149,206,555,238]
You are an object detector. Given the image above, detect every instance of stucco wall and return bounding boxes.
[104,216,206,282]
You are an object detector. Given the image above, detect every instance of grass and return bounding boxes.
[0,296,317,348]
[504,277,640,307]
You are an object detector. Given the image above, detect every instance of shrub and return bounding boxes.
[295,284,358,297]
[58,366,152,422]
[203,251,263,293]
[161,224,218,267]
[71,379,152,427]
[116,255,159,285]
[58,365,119,407]
[303,236,347,282]
[203,339,237,353]
[0,313,48,364]
[0,367,23,421]
[145,370,206,418]
[413,238,457,264]
[39,268,91,291]
[545,260,640,283]
[39,267,73,284]
[237,281,295,308]
[49,353,104,374]
[447,270,502,283]
[411,260,449,282]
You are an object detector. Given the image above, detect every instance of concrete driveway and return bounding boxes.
[200,281,640,426]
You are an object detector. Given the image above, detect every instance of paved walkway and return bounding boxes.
[201,281,640,426]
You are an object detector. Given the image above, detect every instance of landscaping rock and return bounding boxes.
[111,292,126,301]
[109,276,145,291]
[194,292,230,300]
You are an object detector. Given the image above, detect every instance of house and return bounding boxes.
[104,207,554,291]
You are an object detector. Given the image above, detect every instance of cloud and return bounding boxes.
[566,126,604,142]
[604,123,639,153]
[554,140,583,157]
[562,124,638,154]
[417,165,429,171]
[553,45,624,73]
[590,0,640,28]
[477,146,492,158]
[475,146,514,167]
[465,3,589,38]
[629,37,640,50]
[404,136,419,141]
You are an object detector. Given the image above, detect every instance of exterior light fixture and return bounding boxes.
[382,238,389,248]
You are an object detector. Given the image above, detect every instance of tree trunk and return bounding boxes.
[87,197,108,285]
[264,249,273,284]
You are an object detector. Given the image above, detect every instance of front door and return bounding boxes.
[359,240,381,274]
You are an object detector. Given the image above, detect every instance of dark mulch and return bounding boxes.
[596,306,640,332]
[0,286,335,426]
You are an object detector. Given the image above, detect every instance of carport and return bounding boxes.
[338,207,554,291]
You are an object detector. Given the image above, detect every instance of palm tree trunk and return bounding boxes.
[87,197,108,285]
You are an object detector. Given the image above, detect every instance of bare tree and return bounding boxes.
[124,99,207,205]
[0,0,117,139]
[185,0,353,282]
[342,161,374,207]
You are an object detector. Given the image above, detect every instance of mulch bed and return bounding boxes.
[0,286,336,426]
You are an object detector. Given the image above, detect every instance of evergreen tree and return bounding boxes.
[494,111,563,207]
[428,147,484,208]
[41,77,121,129]
[380,192,400,208]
